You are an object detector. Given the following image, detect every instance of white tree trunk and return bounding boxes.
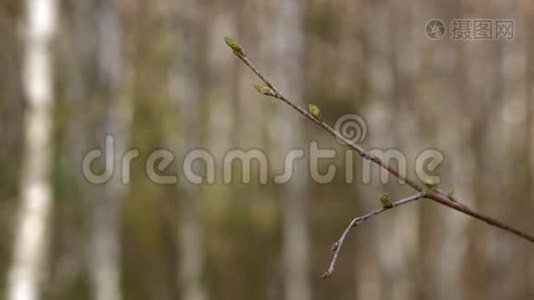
[173,0,206,299]
[90,1,130,300]
[359,1,394,298]
[272,0,310,299]
[7,0,57,299]
[527,4,534,294]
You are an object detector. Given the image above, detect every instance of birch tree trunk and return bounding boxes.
[90,1,131,300]
[272,0,310,299]
[526,2,534,297]
[480,2,527,299]
[7,0,57,299]
[358,0,395,298]
[381,1,423,298]
[173,0,206,299]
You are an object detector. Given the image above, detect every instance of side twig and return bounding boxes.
[321,192,426,279]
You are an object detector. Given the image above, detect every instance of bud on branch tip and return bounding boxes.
[223,36,245,56]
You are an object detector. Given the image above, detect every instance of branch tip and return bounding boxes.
[223,36,245,56]
[320,271,331,279]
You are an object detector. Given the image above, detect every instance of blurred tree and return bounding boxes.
[174,0,206,299]
[7,0,57,299]
[2,1,534,299]
[271,0,311,299]
[89,1,131,300]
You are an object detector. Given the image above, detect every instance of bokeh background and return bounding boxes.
[1,0,534,299]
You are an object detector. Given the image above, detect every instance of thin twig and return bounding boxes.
[225,39,534,276]
[227,44,534,243]
[321,192,425,279]
[236,52,421,190]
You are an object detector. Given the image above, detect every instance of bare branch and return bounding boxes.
[224,37,534,275]
[321,192,425,279]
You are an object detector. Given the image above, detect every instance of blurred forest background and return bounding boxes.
[1,0,534,299]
